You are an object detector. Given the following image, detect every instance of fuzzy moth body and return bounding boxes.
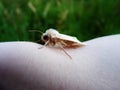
[41,28,85,48]
[40,28,86,59]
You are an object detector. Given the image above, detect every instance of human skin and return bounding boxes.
[0,35,120,90]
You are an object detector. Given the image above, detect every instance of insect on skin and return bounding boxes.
[40,28,86,59]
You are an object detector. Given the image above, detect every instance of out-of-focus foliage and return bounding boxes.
[0,0,120,42]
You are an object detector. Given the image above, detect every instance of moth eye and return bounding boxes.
[43,35,49,40]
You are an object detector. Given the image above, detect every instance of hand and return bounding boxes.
[0,35,120,90]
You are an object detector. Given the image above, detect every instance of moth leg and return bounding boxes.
[60,41,67,47]
[59,46,72,59]
[38,40,49,49]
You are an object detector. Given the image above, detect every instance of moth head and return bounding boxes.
[41,33,50,42]
[41,28,59,42]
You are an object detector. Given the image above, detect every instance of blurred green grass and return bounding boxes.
[0,0,120,42]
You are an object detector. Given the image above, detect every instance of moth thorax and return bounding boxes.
[46,29,59,34]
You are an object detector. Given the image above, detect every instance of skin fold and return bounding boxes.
[0,35,120,90]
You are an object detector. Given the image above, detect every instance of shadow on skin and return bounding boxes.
[0,35,120,90]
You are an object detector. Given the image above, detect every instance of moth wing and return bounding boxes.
[52,33,84,43]
[52,33,86,48]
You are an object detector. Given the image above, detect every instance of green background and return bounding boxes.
[0,0,120,42]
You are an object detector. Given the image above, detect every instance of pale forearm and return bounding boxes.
[0,35,120,90]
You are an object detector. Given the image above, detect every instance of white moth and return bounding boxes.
[41,28,85,59]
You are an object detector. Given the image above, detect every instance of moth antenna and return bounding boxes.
[35,40,41,43]
[60,47,72,60]
[29,30,43,34]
